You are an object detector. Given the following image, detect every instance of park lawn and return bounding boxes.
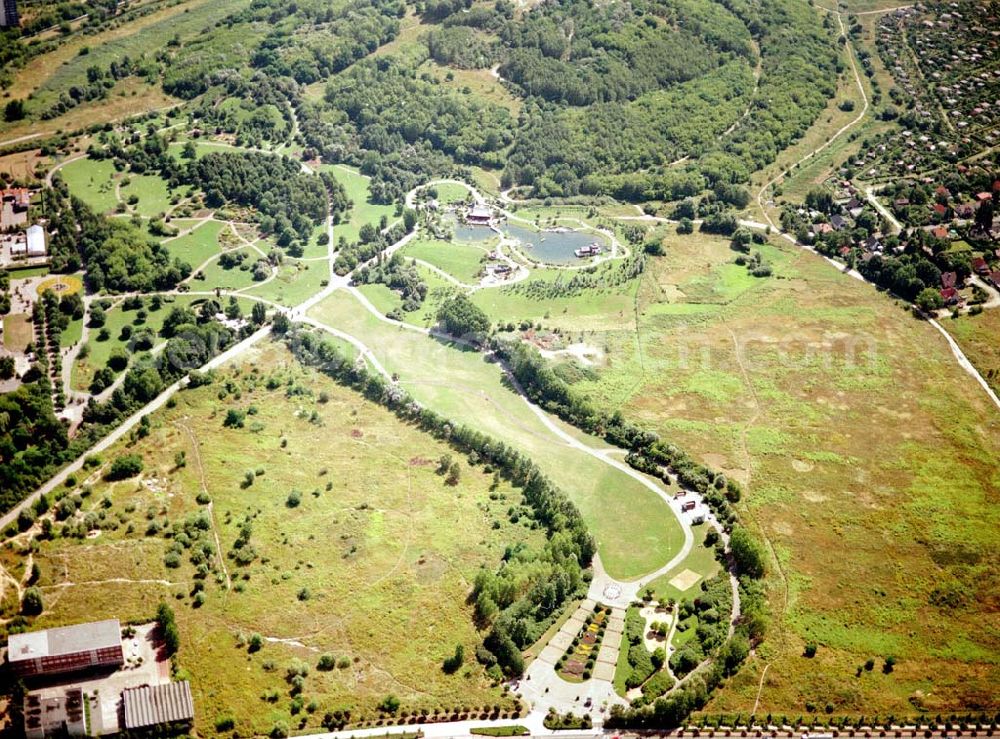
[308,290,685,580]
[120,173,176,218]
[356,266,460,329]
[431,182,476,204]
[11,341,531,735]
[647,525,722,604]
[3,313,33,351]
[400,238,487,284]
[162,220,228,269]
[243,261,328,307]
[60,317,83,349]
[195,253,260,292]
[538,230,1000,714]
[59,157,119,214]
[72,295,203,392]
[320,165,397,244]
[942,310,1000,396]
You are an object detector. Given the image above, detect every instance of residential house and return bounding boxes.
[940,287,961,305]
[972,256,989,275]
[941,271,958,289]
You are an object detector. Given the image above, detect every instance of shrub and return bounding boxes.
[106,454,144,481]
[22,586,44,615]
[215,716,235,731]
[318,654,336,671]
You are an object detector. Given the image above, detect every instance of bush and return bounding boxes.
[318,654,337,671]
[443,644,464,674]
[22,586,44,615]
[106,454,144,481]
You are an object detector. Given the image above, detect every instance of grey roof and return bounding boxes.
[8,620,121,662]
[123,682,194,729]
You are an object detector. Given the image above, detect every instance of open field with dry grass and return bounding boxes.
[473,226,1000,716]
[3,343,530,735]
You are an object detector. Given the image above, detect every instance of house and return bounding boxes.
[23,689,85,739]
[934,185,951,199]
[574,243,602,258]
[26,224,45,256]
[972,256,989,274]
[990,270,1000,289]
[940,287,961,305]
[932,202,949,218]
[954,202,978,218]
[466,205,493,225]
[893,197,910,209]
[681,501,697,513]
[814,222,834,235]
[6,619,124,678]
[122,682,195,732]
[931,226,949,240]
[839,246,852,258]
[976,191,993,203]
[863,236,882,252]
[830,214,848,231]
[941,271,958,289]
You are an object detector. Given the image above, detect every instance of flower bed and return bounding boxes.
[556,604,609,682]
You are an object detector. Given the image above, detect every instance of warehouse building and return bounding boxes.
[123,681,195,731]
[7,619,124,678]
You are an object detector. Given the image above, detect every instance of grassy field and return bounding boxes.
[120,173,177,218]
[509,226,1000,715]
[71,295,211,392]
[2,313,33,351]
[243,261,328,307]
[162,221,228,269]
[320,165,397,244]
[647,525,721,603]
[7,342,532,735]
[400,238,488,284]
[308,290,685,581]
[943,310,1000,396]
[58,157,119,214]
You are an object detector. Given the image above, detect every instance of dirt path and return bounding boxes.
[177,421,232,589]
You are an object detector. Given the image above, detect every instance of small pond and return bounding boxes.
[449,217,608,264]
[505,223,608,264]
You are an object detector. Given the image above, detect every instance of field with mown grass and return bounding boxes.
[400,238,490,285]
[6,342,532,735]
[490,224,1000,715]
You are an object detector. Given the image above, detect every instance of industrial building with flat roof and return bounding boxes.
[123,681,195,730]
[7,619,124,677]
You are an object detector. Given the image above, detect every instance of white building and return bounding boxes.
[26,224,45,256]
